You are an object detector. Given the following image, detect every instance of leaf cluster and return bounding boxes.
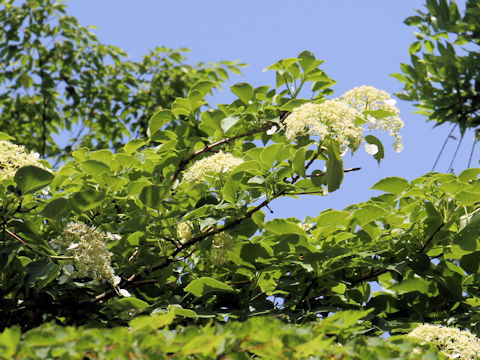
[393,0,480,136]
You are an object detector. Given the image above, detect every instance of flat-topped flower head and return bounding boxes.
[177,220,193,243]
[408,323,480,359]
[285,86,404,154]
[210,232,236,265]
[341,85,404,150]
[0,140,48,180]
[284,100,362,149]
[182,151,244,183]
[50,222,119,286]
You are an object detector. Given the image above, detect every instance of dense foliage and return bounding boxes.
[394,0,480,167]
[0,0,480,359]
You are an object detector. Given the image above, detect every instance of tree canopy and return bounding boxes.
[0,0,480,359]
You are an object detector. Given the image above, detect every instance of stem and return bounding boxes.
[447,132,464,172]
[467,137,477,168]
[293,79,305,99]
[283,74,294,98]
[432,124,457,171]
[94,146,330,302]
[36,44,48,158]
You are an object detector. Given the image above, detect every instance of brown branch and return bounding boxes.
[4,228,28,247]
[95,141,355,302]
[305,167,361,177]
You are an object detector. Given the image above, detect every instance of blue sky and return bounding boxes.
[67,1,473,220]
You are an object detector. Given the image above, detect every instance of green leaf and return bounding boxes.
[409,41,422,54]
[220,115,240,133]
[353,204,389,226]
[41,198,70,219]
[264,219,306,236]
[78,160,111,179]
[452,213,480,252]
[129,312,175,332]
[189,80,216,97]
[107,297,150,312]
[298,50,321,73]
[172,97,192,117]
[0,131,14,141]
[456,191,480,206]
[293,147,306,177]
[184,277,234,297]
[139,185,169,210]
[0,326,20,358]
[388,277,429,294]
[124,139,145,154]
[325,142,343,192]
[364,135,385,164]
[70,190,106,212]
[230,82,253,103]
[261,143,284,169]
[222,176,240,204]
[371,177,409,194]
[14,166,54,194]
[458,168,480,183]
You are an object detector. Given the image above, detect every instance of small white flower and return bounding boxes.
[118,288,131,297]
[113,275,121,286]
[385,99,397,106]
[66,243,79,251]
[266,125,278,136]
[393,139,404,153]
[364,143,379,155]
[339,143,349,157]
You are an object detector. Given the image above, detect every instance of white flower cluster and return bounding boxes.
[182,151,244,183]
[50,222,120,286]
[284,86,404,154]
[408,323,480,359]
[210,232,236,265]
[0,140,47,180]
[177,220,193,243]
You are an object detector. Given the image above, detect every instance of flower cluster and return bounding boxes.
[50,222,120,286]
[210,232,236,265]
[177,220,194,243]
[408,323,480,359]
[284,86,404,154]
[0,140,47,180]
[182,151,244,183]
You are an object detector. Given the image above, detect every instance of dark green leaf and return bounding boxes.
[184,277,234,297]
[14,166,54,194]
[325,142,343,192]
[364,135,385,164]
[70,190,106,212]
[139,185,169,210]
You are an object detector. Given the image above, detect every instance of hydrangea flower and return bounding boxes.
[284,86,404,154]
[210,232,236,265]
[408,323,480,359]
[0,140,49,180]
[177,220,194,243]
[50,222,120,286]
[182,151,244,183]
[341,86,404,150]
[284,101,362,148]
